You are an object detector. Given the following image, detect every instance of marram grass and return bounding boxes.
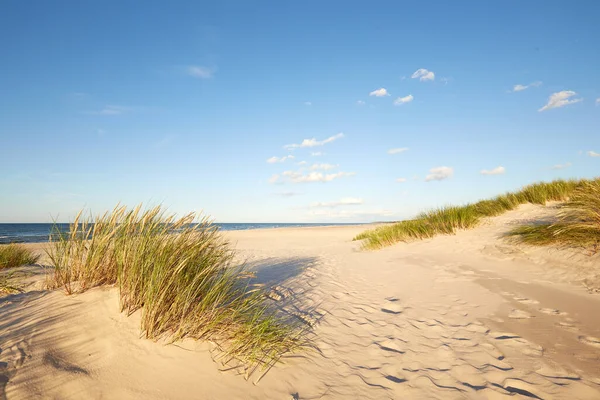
[354,178,598,249]
[47,205,307,372]
[0,243,40,269]
[508,179,600,252]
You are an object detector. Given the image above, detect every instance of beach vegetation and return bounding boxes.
[0,243,40,269]
[507,179,600,252]
[354,178,597,249]
[47,205,307,373]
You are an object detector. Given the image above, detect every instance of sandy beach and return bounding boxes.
[2,203,600,399]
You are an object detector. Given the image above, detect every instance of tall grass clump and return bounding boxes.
[48,205,306,371]
[354,178,598,249]
[0,243,40,269]
[508,179,600,252]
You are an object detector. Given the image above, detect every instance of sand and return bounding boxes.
[2,203,600,399]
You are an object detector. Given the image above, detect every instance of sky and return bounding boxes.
[1,1,599,223]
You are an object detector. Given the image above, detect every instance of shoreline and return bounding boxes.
[2,204,600,399]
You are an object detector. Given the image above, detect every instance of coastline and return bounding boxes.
[2,204,600,399]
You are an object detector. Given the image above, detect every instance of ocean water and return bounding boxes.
[0,223,360,244]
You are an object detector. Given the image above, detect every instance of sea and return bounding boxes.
[0,223,361,244]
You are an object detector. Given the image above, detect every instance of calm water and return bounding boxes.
[0,223,360,244]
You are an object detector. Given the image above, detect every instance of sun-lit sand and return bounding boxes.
[2,203,600,399]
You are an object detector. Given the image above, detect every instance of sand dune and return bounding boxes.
[2,204,600,399]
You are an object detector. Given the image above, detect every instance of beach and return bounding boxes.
[2,203,600,399]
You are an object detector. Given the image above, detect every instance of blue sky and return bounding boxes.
[1,1,599,223]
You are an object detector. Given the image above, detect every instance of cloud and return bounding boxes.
[369,88,390,97]
[411,68,435,81]
[304,101,312,106]
[311,152,324,156]
[394,95,414,105]
[306,208,395,219]
[274,191,301,197]
[538,91,582,112]
[273,170,355,184]
[187,66,215,79]
[309,198,364,208]
[388,147,409,155]
[89,105,131,115]
[284,133,344,150]
[310,163,338,171]
[551,162,572,169]
[297,161,307,165]
[154,134,176,149]
[588,151,600,157]
[267,155,295,163]
[425,166,454,182]
[396,178,407,183]
[480,166,506,175]
[356,100,366,105]
[512,81,542,92]
[268,174,281,184]
[596,98,600,105]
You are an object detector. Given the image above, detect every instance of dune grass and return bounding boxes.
[0,243,40,269]
[47,205,307,372]
[354,178,597,249]
[508,179,600,253]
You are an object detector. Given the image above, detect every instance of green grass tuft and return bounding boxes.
[508,180,600,252]
[47,205,307,372]
[0,243,40,269]
[354,178,598,250]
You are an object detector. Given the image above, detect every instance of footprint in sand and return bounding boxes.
[579,336,600,348]
[508,309,533,319]
[514,297,539,305]
[539,308,565,316]
[381,300,405,314]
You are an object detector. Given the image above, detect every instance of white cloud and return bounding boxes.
[297,161,307,165]
[369,88,390,97]
[268,174,281,184]
[394,95,414,105]
[411,68,435,82]
[388,147,409,155]
[284,133,344,150]
[274,191,301,197]
[306,208,395,219]
[89,105,130,115]
[480,166,506,175]
[356,100,366,105]
[276,170,356,184]
[512,81,542,92]
[596,98,600,105]
[538,91,582,112]
[309,198,364,208]
[425,166,454,182]
[311,152,324,156]
[310,163,338,171]
[588,151,600,157]
[304,101,312,106]
[267,155,295,164]
[551,162,572,169]
[187,66,215,79]
[396,178,407,183]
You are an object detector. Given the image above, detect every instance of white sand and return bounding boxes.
[2,203,600,399]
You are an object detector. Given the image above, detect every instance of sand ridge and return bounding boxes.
[1,203,600,399]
